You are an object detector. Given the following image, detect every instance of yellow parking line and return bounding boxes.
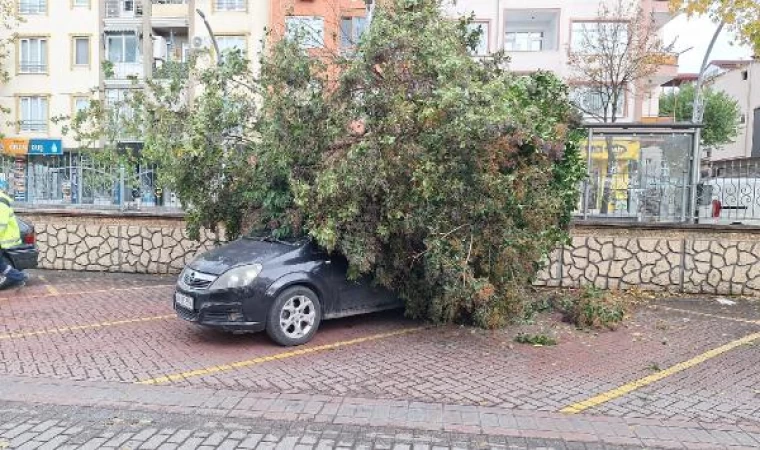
[560,331,760,414]
[137,326,426,385]
[654,305,760,325]
[0,284,175,302]
[36,275,59,296]
[0,314,174,341]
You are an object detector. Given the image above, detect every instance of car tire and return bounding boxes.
[0,256,12,290]
[266,286,322,346]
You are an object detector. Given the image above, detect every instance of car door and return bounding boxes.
[327,253,400,316]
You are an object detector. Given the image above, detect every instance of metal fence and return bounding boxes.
[0,152,181,211]
[697,158,760,226]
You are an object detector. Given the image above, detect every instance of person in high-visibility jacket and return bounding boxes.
[0,181,27,288]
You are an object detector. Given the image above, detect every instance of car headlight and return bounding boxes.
[209,264,263,291]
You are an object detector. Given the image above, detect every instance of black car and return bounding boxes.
[0,218,39,289]
[174,237,403,346]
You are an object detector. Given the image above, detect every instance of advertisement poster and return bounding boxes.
[587,139,641,213]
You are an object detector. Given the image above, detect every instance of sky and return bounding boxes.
[664,14,754,74]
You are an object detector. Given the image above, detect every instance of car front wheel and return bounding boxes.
[266,286,322,346]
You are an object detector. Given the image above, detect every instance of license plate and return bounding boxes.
[175,292,194,310]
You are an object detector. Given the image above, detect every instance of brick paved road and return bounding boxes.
[0,401,652,450]
[1,271,759,448]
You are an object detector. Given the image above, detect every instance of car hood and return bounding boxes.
[188,238,304,275]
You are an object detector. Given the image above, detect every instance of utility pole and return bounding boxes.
[692,21,724,124]
[365,0,375,25]
[689,21,724,223]
[196,9,222,66]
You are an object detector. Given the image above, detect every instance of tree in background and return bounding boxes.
[659,83,741,148]
[567,0,674,213]
[67,0,585,328]
[670,0,760,56]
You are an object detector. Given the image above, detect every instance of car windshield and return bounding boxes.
[244,232,305,246]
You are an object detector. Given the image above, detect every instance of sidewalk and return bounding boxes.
[0,376,758,449]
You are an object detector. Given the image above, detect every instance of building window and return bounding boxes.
[106,32,139,63]
[505,31,542,52]
[340,16,367,50]
[73,96,89,116]
[72,0,88,6]
[20,96,48,132]
[73,36,90,67]
[19,0,46,14]
[466,22,490,55]
[571,21,629,53]
[19,38,47,73]
[216,35,246,57]
[215,0,244,11]
[569,86,624,119]
[286,16,325,49]
[742,70,749,81]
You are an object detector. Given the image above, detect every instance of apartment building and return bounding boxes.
[0,0,270,204]
[270,0,367,56]
[707,60,760,160]
[447,0,678,123]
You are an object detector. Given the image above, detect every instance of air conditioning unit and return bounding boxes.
[192,36,210,49]
[153,36,167,60]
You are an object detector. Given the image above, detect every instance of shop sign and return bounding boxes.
[1,138,29,156]
[0,138,63,156]
[587,139,640,161]
[28,139,63,155]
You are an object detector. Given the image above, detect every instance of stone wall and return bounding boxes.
[18,210,221,275]
[16,210,760,294]
[535,223,760,296]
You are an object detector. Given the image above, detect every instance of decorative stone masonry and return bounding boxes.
[18,209,222,275]
[16,210,760,293]
[535,223,760,296]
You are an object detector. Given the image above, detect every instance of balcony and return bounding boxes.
[645,52,679,86]
[151,0,189,28]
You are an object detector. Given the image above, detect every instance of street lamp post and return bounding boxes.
[195,9,222,66]
[365,0,375,25]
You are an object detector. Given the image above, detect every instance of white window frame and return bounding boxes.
[73,36,90,67]
[216,35,247,57]
[466,22,490,56]
[340,16,367,50]
[73,96,89,115]
[72,0,89,7]
[19,37,47,73]
[20,96,48,132]
[19,0,46,15]
[106,32,139,64]
[505,31,543,52]
[286,16,325,49]
[215,0,244,12]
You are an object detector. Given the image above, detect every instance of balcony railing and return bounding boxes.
[105,0,143,18]
[19,62,47,74]
[20,120,48,132]
[108,62,144,80]
[152,0,186,3]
